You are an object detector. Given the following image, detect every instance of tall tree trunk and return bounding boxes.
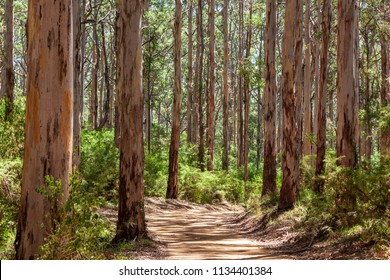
[2,0,15,120]
[73,0,83,169]
[197,0,205,171]
[90,0,100,130]
[193,0,202,144]
[15,0,73,259]
[222,0,229,171]
[295,0,304,160]
[256,29,264,171]
[167,0,183,199]
[336,0,359,213]
[314,0,331,193]
[114,0,146,242]
[362,32,373,161]
[243,0,253,183]
[312,0,322,156]
[262,0,277,196]
[207,0,216,171]
[237,0,244,167]
[303,0,312,157]
[187,0,194,143]
[100,22,111,129]
[80,0,86,128]
[380,30,390,157]
[279,0,301,210]
[336,0,358,168]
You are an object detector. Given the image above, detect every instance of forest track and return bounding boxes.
[142,197,290,260]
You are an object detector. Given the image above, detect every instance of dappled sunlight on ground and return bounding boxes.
[145,198,290,260]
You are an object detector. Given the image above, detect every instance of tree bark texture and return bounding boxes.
[2,0,15,120]
[237,0,244,167]
[187,0,194,143]
[336,0,358,168]
[243,0,253,183]
[381,30,390,157]
[222,0,229,171]
[303,0,312,157]
[207,0,215,171]
[73,0,82,169]
[262,0,277,196]
[197,0,205,171]
[166,0,182,199]
[16,0,73,259]
[100,22,112,129]
[314,0,331,193]
[279,0,301,210]
[114,0,146,241]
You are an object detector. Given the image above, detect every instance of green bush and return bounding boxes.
[0,97,25,160]
[144,147,169,197]
[298,151,390,243]
[178,164,246,204]
[38,174,112,260]
[80,129,119,202]
[0,159,22,258]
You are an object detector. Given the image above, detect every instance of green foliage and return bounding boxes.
[80,129,119,202]
[143,141,262,204]
[379,105,390,132]
[144,147,169,197]
[178,165,246,204]
[0,158,22,258]
[38,173,112,260]
[298,151,390,244]
[0,97,26,160]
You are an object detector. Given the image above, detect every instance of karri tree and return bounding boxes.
[166,0,183,199]
[279,0,302,210]
[114,0,146,241]
[16,0,74,259]
[262,0,277,196]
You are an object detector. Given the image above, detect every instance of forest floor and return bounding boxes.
[101,197,382,260]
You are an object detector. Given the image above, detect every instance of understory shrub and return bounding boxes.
[80,129,119,202]
[0,159,22,258]
[0,99,25,259]
[38,174,112,260]
[298,151,390,244]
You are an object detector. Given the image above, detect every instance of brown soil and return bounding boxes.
[144,197,290,260]
[102,198,385,260]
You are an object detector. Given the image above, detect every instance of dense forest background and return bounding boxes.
[0,0,389,259]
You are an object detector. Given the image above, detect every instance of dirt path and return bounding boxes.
[144,197,288,260]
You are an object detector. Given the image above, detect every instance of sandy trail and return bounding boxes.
[144,198,287,260]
